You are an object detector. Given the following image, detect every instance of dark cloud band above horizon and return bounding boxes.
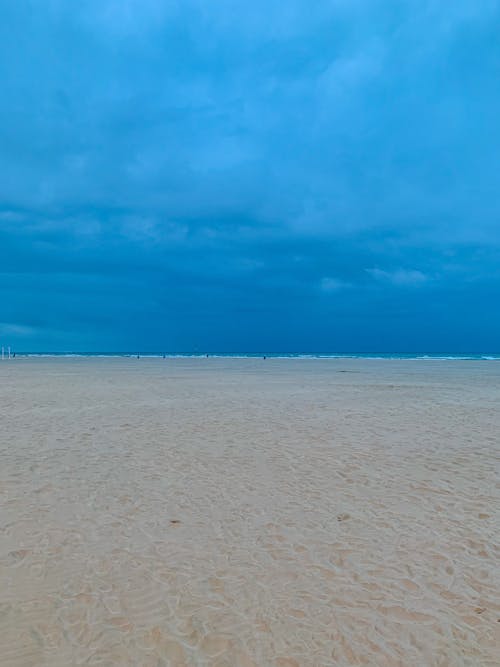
[1,1,499,352]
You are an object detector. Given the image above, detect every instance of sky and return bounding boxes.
[1,0,499,353]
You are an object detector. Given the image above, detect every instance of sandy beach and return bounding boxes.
[1,357,499,666]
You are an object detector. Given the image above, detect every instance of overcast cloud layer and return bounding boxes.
[1,1,499,352]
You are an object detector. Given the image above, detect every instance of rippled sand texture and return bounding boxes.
[1,358,499,667]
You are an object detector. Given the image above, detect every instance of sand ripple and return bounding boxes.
[1,358,499,666]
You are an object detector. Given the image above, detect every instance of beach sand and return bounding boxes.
[1,357,499,666]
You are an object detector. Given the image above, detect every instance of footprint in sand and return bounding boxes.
[7,549,30,565]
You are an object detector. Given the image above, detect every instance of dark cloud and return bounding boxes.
[0,1,499,351]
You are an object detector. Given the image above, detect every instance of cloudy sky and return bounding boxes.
[1,1,499,352]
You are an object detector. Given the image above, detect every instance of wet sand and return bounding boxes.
[1,357,499,666]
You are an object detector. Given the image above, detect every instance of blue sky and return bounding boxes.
[1,1,499,352]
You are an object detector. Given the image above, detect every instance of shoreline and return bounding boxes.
[3,352,500,360]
